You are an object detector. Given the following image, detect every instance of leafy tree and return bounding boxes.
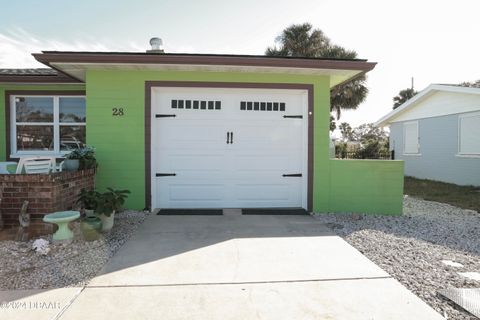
[353,123,388,144]
[266,23,368,119]
[459,79,480,88]
[335,122,389,159]
[330,115,337,132]
[353,123,389,157]
[393,88,417,109]
[338,122,354,142]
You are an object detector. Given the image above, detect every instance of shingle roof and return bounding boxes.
[0,68,58,76]
[0,68,80,83]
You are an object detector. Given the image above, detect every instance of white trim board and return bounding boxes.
[375,84,480,127]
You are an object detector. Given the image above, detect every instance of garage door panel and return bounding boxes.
[169,184,226,201]
[157,125,225,148]
[152,88,307,209]
[161,154,226,171]
[235,185,290,201]
[233,155,290,172]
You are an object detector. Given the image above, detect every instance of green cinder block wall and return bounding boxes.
[328,159,404,215]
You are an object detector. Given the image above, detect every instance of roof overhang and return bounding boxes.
[0,73,81,84]
[32,52,376,88]
[374,84,480,127]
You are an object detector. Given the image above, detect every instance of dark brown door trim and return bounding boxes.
[145,81,314,212]
[4,90,86,161]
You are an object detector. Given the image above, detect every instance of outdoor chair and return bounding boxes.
[16,157,63,174]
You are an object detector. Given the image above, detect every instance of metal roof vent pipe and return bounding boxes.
[147,37,164,53]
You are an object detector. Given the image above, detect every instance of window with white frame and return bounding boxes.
[11,95,86,156]
[459,112,480,155]
[403,121,419,154]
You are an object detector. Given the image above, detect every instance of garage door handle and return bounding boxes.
[283,115,303,119]
[156,173,176,177]
[226,132,234,144]
[282,173,302,177]
[156,114,176,118]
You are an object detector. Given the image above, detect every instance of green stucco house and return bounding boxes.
[0,48,404,215]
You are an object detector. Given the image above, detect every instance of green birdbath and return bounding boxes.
[43,211,80,241]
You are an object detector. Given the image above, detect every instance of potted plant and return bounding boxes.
[76,188,100,217]
[64,148,82,171]
[95,188,130,231]
[64,146,97,171]
[80,216,102,241]
[78,146,97,170]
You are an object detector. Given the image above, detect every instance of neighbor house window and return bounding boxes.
[459,112,480,155]
[403,121,419,154]
[11,95,86,156]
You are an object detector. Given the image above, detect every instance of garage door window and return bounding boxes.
[11,95,86,156]
[240,101,286,111]
[171,99,221,110]
[459,112,480,155]
[403,121,419,154]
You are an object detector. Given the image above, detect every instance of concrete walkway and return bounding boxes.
[2,215,443,319]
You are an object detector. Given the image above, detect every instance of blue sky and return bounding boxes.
[1,0,479,130]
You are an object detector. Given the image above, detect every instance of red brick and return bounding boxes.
[1,169,95,226]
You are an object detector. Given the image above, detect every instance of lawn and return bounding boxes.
[404,176,480,213]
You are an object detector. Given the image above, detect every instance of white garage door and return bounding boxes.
[151,87,308,209]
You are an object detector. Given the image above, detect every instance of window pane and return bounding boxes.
[15,97,53,122]
[59,97,86,123]
[460,115,480,154]
[16,125,53,151]
[60,126,86,150]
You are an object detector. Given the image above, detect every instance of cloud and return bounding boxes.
[0,29,146,68]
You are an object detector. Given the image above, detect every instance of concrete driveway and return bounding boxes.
[18,214,445,319]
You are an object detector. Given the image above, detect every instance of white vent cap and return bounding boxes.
[149,37,163,51]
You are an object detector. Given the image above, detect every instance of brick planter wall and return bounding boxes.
[0,169,95,226]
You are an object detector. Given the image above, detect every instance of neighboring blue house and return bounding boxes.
[375,84,480,187]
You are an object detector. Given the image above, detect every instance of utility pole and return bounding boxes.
[411,77,415,90]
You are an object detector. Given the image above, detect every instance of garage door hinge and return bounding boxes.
[283,115,303,119]
[155,114,176,118]
[282,173,302,177]
[156,173,177,177]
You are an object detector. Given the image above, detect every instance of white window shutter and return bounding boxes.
[404,121,419,154]
[459,114,480,154]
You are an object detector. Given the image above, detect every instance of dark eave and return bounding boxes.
[33,51,376,72]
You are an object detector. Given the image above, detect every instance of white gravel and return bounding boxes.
[2,199,479,319]
[314,197,480,320]
[0,210,147,290]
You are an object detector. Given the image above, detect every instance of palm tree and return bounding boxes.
[266,23,368,119]
[393,88,417,109]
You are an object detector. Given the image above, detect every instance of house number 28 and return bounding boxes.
[112,108,124,116]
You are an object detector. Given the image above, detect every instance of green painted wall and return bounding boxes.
[86,70,331,210]
[328,159,404,215]
[0,84,85,162]
[1,71,404,215]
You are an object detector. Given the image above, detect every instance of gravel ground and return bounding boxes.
[314,197,480,320]
[0,210,147,290]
